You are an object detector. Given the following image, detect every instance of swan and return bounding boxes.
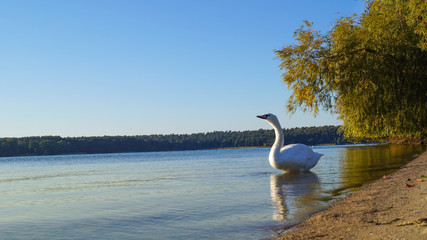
[257,113,323,172]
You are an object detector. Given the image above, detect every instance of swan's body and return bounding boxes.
[257,113,323,172]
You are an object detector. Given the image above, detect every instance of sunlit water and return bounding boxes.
[0,144,425,239]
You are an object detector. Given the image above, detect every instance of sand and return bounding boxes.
[277,149,427,240]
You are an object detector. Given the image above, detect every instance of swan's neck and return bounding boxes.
[268,120,284,167]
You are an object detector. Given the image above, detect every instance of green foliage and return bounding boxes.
[275,0,427,141]
[0,126,346,157]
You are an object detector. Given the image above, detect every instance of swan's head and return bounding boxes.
[257,113,278,123]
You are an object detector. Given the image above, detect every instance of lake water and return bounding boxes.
[0,144,425,239]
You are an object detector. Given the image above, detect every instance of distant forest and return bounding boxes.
[0,126,348,157]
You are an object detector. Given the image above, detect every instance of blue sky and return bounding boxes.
[1,0,365,137]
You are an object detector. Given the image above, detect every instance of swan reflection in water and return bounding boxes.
[270,172,321,222]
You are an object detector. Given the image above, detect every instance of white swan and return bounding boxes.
[257,113,323,172]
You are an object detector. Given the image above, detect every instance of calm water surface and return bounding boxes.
[0,144,425,239]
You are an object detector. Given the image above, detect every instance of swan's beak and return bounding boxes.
[257,114,268,119]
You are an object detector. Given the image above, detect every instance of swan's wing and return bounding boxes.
[280,144,314,158]
[278,144,315,169]
[278,144,322,171]
[304,151,322,171]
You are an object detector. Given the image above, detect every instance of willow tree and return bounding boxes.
[275,0,427,142]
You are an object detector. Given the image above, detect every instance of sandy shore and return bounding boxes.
[277,149,427,240]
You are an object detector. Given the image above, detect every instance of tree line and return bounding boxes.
[0,126,348,157]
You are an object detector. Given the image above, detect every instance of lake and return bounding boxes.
[0,144,425,239]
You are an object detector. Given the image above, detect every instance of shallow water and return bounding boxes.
[0,144,425,239]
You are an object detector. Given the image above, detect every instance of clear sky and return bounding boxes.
[1,0,366,137]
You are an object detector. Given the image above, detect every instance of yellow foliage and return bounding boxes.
[275,0,427,141]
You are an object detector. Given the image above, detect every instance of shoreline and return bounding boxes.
[277,150,427,239]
